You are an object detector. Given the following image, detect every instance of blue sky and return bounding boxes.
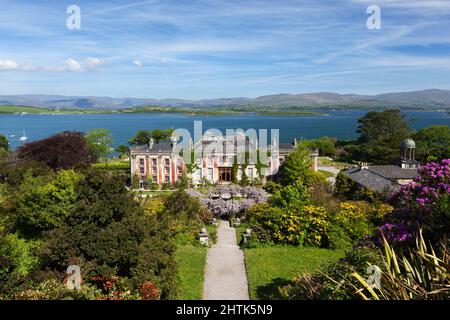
[1,0,450,99]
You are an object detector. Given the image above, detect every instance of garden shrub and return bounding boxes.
[326,201,392,249]
[8,169,80,238]
[247,204,329,247]
[280,243,382,300]
[39,168,178,299]
[383,159,450,246]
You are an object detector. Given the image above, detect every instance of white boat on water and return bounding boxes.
[19,130,28,142]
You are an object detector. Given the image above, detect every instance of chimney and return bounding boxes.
[149,138,154,149]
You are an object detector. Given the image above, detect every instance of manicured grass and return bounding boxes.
[244,246,345,300]
[205,225,217,244]
[317,156,348,170]
[176,245,208,300]
[93,160,130,170]
[318,169,336,178]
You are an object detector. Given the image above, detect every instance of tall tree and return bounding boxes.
[415,125,450,162]
[150,128,174,143]
[356,110,414,164]
[115,145,129,158]
[281,143,314,186]
[84,128,113,160]
[0,134,8,151]
[17,131,95,170]
[128,130,152,146]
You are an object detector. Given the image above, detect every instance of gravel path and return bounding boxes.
[203,220,250,300]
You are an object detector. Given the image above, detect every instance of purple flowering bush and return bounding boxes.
[186,185,268,218]
[381,159,450,244]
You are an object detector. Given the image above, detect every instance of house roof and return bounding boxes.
[344,167,399,194]
[366,165,418,180]
[130,142,173,154]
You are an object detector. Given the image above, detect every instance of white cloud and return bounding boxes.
[0,59,19,70]
[64,58,84,72]
[0,57,106,73]
[85,57,106,70]
[133,60,144,68]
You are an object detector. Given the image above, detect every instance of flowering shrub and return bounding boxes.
[90,275,140,300]
[335,201,393,239]
[247,204,329,247]
[379,222,412,243]
[140,281,159,300]
[385,159,450,244]
[186,185,268,218]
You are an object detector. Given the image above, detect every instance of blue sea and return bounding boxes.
[1,110,449,150]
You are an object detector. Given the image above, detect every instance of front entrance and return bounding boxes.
[218,167,232,182]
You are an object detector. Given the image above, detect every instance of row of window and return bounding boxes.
[192,167,256,180]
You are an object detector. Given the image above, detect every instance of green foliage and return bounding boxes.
[0,134,8,151]
[263,180,282,194]
[279,244,381,300]
[128,128,175,146]
[281,144,315,186]
[246,181,323,247]
[128,130,152,146]
[151,128,175,143]
[327,201,393,249]
[271,180,311,210]
[84,128,113,160]
[131,174,140,189]
[351,232,450,300]
[143,190,212,246]
[39,168,179,299]
[176,246,207,300]
[0,232,40,276]
[115,145,129,158]
[415,125,450,162]
[302,137,336,157]
[244,246,345,300]
[355,110,414,164]
[8,169,80,238]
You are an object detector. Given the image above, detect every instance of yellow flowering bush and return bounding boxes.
[331,201,393,243]
[143,196,166,216]
[248,204,329,247]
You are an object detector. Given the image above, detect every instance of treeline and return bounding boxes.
[301,110,450,164]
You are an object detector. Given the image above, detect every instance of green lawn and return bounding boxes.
[318,169,336,178]
[244,246,345,300]
[317,156,348,170]
[176,245,208,300]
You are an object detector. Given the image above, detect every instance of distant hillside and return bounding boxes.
[1,89,450,110]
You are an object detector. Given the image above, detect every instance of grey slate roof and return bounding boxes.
[366,165,418,180]
[344,167,400,194]
[130,142,173,154]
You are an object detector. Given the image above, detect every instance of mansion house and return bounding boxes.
[130,134,319,188]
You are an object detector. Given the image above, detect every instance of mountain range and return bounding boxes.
[1,89,450,110]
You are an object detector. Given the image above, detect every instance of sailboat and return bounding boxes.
[19,129,28,142]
